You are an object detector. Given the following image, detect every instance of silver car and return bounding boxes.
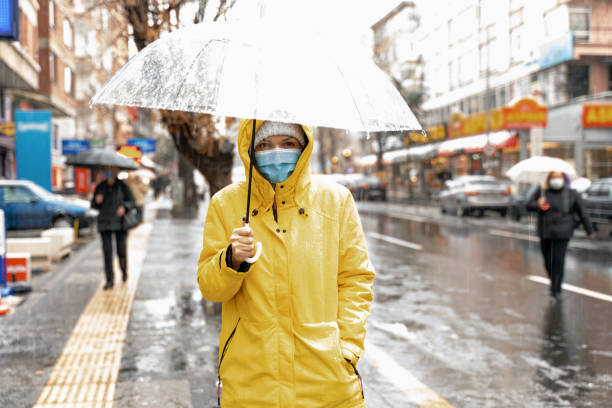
[440,175,512,217]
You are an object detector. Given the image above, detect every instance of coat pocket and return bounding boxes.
[294,322,362,405]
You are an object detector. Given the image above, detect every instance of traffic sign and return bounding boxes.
[483,143,496,157]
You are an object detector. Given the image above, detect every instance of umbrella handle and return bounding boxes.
[245,241,262,264]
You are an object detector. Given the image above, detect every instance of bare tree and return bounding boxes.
[98,0,238,202]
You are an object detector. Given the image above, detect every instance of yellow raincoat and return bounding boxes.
[197,119,375,407]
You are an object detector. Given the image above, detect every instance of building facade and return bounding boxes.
[366,0,612,200]
[0,0,41,178]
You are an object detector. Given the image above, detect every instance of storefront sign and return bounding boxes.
[74,167,90,195]
[582,103,612,128]
[427,125,446,141]
[16,110,52,191]
[0,0,19,41]
[0,121,15,137]
[127,138,156,153]
[407,131,428,144]
[90,138,105,148]
[62,139,90,155]
[448,112,464,139]
[503,97,547,129]
[462,112,487,136]
[539,32,573,70]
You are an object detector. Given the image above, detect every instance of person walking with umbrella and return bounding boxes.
[91,166,136,290]
[197,120,374,407]
[527,171,595,301]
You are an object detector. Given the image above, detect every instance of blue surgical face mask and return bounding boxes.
[103,170,113,179]
[254,148,301,183]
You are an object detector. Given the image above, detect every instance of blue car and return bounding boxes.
[0,180,98,230]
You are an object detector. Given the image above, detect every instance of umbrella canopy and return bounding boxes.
[505,156,578,187]
[66,149,139,170]
[91,19,422,132]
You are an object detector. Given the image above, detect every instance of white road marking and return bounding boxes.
[364,340,453,407]
[527,275,612,303]
[488,229,595,250]
[366,232,423,251]
[489,229,538,242]
[388,211,429,223]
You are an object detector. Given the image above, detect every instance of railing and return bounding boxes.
[572,28,612,46]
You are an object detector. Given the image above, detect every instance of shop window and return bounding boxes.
[567,65,589,99]
[569,6,590,43]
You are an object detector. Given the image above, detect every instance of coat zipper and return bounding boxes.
[218,318,240,406]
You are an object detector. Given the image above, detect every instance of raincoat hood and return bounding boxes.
[238,119,313,209]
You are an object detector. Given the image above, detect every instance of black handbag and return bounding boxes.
[123,208,140,230]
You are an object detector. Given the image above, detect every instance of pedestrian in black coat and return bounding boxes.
[527,171,595,300]
[91,166,135,290]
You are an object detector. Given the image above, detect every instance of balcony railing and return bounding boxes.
[572,28,612,45]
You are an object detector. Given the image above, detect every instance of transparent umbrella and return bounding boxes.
[91,18,423,262]
[91,19,421,132]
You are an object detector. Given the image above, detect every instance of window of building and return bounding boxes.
[63,19,73,48]
[64,67,73,95]
[569,6,590,43]
[49,53,56,83]
[49,1,55,28]
[510,26,524,63]
[567,64,589,99]
[102,9,109,30]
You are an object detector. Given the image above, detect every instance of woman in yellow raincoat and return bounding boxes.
[198,119,375,407]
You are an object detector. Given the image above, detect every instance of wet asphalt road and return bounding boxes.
[1,200,610,407]
[358,203,612,407]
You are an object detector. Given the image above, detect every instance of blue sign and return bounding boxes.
[539,32,573,70]
[62,139,90,155]
[16,110,52,191]
[128,138,156,153]
[0,0,19,41]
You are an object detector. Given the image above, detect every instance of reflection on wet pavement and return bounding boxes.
[360,210,612,407]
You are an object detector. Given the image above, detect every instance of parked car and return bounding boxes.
[351,174,387,201]
[581,178,612,233]
[0,180,98,230]
[508,183,539,221]
[439,175,512,217]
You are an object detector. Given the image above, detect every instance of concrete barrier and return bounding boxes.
[7,237,52,272]
[41,227,74,262]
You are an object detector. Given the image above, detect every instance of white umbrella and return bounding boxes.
[505,156,578,187]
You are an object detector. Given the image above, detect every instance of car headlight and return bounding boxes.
[86,209,99,218]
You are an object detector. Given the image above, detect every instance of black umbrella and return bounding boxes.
[65,149,139,170]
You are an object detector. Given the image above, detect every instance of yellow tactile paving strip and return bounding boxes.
[33,220,153,408]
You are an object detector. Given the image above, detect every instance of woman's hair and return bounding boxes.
[546,171,571,188]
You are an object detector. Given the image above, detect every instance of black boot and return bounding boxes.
[103,281,114,290]
[120,258,128,282]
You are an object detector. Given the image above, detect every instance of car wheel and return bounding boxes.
[499,209,508,218]
[441,206,447,214]
[53,216,72,228]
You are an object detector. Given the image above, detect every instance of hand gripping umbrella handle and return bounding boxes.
[243,222,262,264]
[245,241,262,264]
